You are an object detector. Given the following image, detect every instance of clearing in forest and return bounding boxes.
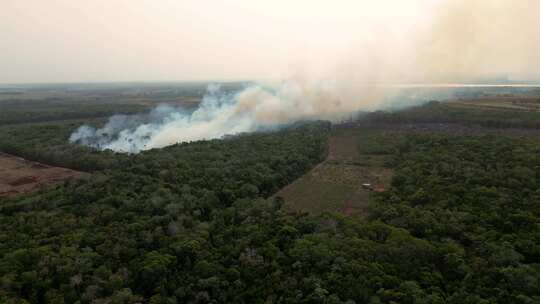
[0,152,88,197]
[274,127,393,216]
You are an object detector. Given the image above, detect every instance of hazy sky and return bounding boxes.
[1,0,539,83]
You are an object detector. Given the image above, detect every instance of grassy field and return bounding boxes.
[274,127,394,216]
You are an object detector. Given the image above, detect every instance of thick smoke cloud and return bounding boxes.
[414,0,540,82]
[70,81,390,153]
[70,0,540,152]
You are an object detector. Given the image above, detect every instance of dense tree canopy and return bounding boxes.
[1,111,539,303]
[369,101,540,129]
[371,134,540,303]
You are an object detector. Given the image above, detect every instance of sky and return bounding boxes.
[1,0,539,84]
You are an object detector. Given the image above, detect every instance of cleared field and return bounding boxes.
[276,172,355,213]
[274,127,393,216]
[0,152,88,197]
[327,130,360,161]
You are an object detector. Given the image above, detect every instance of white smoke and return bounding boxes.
[70,80,388,153]
[69,0,540,153]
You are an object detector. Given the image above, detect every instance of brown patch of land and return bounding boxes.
[0,152,89,197]
[327,133,359,162]
[274,127,393,216]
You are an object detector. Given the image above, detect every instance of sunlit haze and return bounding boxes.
[3,0,538,84]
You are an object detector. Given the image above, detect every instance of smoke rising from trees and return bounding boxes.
[70,81,390,153]
[69,0,540,152]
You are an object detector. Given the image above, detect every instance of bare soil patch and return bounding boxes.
[0,152,88,197]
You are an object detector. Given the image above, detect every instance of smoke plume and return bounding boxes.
[70,81,390,153]
[414,0,540,82]
[70,0,540,153]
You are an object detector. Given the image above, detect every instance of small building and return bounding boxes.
[361,183,372,190]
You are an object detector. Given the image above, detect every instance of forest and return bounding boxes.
[0,82,242,125]
[3,0,540,301]
[1,94,540,303]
